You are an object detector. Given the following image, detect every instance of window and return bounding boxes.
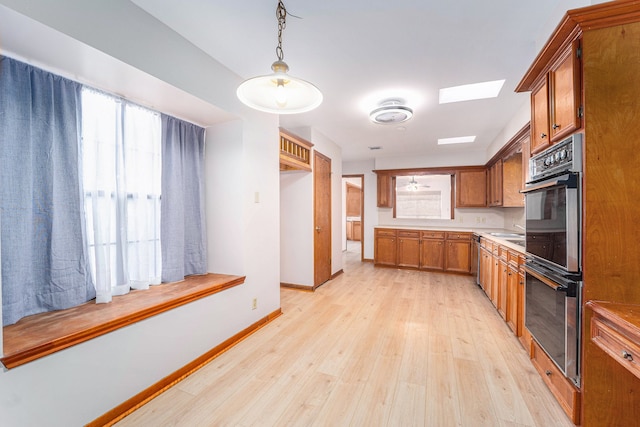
[81,88,162,301]
[395,175,453,219]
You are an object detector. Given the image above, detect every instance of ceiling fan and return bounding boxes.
[406,176,431,191]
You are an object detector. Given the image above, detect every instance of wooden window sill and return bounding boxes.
[1,273,245,369]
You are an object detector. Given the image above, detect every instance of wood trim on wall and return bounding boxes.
[87,308,283,427]
[280,283,314,292]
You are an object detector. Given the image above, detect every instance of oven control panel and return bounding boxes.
[530,133,583,182]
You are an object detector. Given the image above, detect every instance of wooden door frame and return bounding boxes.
[342,174,365,262]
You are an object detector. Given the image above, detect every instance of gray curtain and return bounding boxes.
[161,115,207,282]
[0,56,95,326]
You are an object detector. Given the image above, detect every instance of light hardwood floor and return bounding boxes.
[115,247,573,427]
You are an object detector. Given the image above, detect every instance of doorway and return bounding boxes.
[342,174,364,262]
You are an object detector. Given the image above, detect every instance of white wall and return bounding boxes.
[280,127,343,287]
[0,1,280,425]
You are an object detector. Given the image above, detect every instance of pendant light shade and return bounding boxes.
[236,1,322,114]
[237,61,323,114]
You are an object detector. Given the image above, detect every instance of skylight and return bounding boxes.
[439,80,505,104]
[438,136,476,145]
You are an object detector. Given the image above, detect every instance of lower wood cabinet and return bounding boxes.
[397,231,420,268]
[531,339,581,424]
[374,229,396,266]
[420,238,444,270]
[445,235,471,273]
[374,228,471,274]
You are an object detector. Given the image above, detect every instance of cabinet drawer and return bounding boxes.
[531,340,580,424]
[592,316,640,381]
[421,231,445,239]
[507,250,520,266]
[445,232,471,241]
[375,228,397,237]
[398,230,421,239]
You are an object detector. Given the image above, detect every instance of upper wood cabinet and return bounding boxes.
[485,123,529,208]
[549,40,581,142]
[527,41,582,156]
[487,159,503,207]
[376,174,393,208]
[502,151,525,207]
[456,168,487,208]
[531,78,551,154]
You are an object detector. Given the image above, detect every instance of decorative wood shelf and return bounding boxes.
[279,128,313,172]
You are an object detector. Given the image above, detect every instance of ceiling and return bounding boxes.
[129,0,599,163]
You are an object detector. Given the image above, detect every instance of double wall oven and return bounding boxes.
[521,133,583,387]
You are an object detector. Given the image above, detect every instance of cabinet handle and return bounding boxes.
[540,133,547,139]
[552,123,560,130]
[622,350,634,362]
[545,370,552,377]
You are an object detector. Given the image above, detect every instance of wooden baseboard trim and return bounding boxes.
[87,308,283,427]
[363,258,374,263]
[280,282,314,292]
[330,269,344,280]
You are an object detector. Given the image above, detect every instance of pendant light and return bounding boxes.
[236,1,323,114]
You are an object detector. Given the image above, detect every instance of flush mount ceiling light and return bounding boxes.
[369,99,413,124]
[439,79,505,104]
[236,1,323,114]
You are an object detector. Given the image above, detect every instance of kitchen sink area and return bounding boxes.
[488,232,525,247]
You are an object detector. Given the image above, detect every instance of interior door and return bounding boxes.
[314,150,332,287]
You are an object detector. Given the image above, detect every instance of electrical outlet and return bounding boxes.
[252,298,257,310]
[481,217,486,223]
[476,217,481,223]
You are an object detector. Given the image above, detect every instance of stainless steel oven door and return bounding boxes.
[522,173,580,273]
[525,261,581,387]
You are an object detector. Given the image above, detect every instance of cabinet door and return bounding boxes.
[488,160,503,207]
[420,239,444,270]
[352,221,361,241]
[456,169,487,207]
[346,221,353,240]
[531,78,551,155]
[502,152,524,207]
[480,248,492,296]
[445,240,471,273]
[498,258,508,319]
[375,230,397,266]
[517,269,525,338]
[490,254,500,307]
[398,238,420,268]
[377,174,393,208]
[550,41,581,142]
[506,265,519,333]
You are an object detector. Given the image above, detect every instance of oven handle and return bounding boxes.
[524,263,576,296]
[521,173,577,193]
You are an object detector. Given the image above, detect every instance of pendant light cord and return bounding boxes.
[276,1,287,62]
